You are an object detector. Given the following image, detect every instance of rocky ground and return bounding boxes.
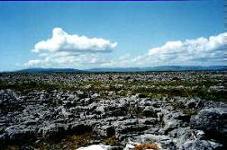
[0,72,226,150]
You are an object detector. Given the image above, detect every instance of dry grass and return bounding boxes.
[103,136,119,145]
[135,143,159,150]
[34,132,93,150]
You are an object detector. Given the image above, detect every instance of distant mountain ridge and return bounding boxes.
[14,66,227,73]
[16,68,85,73]
[86,66,227,72]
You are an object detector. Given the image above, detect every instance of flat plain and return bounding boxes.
[0,71,226,150]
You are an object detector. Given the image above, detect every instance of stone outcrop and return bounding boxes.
[0,89,226,150]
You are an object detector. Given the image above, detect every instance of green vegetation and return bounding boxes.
[0,72,226,101]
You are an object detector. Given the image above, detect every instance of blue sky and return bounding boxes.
[0,0,225,71]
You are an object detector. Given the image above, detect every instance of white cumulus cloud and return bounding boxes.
[146,32,226,65]
[25,31,226,68]
[25,27,117,68]
[102,32,226,67]
[32,27,117,53]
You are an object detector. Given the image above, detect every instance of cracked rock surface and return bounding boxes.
[0,72,226,150]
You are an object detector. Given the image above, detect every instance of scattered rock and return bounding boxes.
[190,108,227,137]
[0,84,225,149]
[180,139,223,150]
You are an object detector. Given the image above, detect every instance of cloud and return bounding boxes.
[25,59,42,66]
[25,52,110,68]
[146,32,226,65]
[32,27,117,53]
[25,31,226,68]
[102,32,226,67]
[25,27,117,67]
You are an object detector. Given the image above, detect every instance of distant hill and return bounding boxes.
[14,66,227,73]
[16,68,85,73]
[86,66,227,72]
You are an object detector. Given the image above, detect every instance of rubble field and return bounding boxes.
[0,71,226,150]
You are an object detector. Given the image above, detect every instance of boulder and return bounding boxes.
[180,139,222,150]
[77,144,112,150]
[142,106,157,117]
[190,108,227,137]
[39,123,68,138]
[185,98,203,109]
[5,125,37,141]
[94,125,115,137]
